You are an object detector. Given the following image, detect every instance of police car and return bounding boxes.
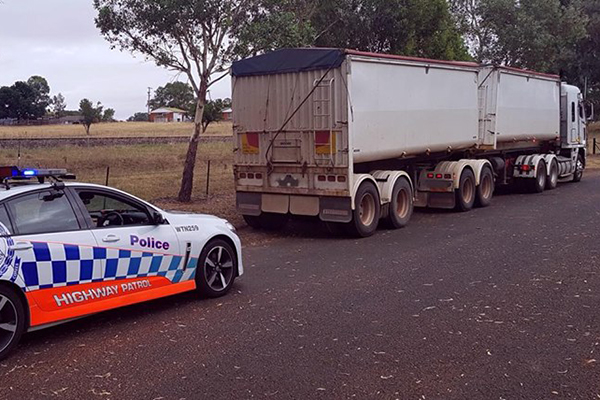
[0,167,243,359]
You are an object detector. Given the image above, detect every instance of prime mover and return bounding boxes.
[231,48,590,237]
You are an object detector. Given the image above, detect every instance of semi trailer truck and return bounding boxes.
[231,48,589,237]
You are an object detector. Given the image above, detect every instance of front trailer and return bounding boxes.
[232,49,587,236]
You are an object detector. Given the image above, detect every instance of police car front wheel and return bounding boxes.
[0,285,26,360]
[196,239,237,298]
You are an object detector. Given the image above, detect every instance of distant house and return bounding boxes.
[149,107,188,123]
[221,108,232,121]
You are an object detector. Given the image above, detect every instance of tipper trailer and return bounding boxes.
[232,48,589,237]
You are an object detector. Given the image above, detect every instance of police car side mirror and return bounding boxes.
[151,211,165,225]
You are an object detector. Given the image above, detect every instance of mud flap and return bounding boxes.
[319,197,352,223]
[236,192,261,216]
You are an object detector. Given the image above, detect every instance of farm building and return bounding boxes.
[222,108,232,121]
[149,107,188,122]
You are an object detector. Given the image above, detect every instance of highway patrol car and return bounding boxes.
[0,167,243,359]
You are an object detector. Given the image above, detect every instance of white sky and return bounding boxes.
[0,0,231,120]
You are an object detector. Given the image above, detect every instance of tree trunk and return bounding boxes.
[177,97,206,202]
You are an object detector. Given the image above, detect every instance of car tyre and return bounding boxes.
[0,285,26,361]
[196,239,237,298]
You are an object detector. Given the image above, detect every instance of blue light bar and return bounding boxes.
[22,169,37,176]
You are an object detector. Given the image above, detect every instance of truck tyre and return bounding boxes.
[0,285,26,361]
[529,160,547,193]
[385,177,413,229]
[243,215,263,229]
[456,169,476,212]
[243,213,289,231]
[348,181,381,238]
[572,154,584,183]
[196,239,237,298]
[475,166,494,207]
[546,159,559,190]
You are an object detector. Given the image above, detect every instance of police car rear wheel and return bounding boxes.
[197,239,237,298]
[0,286,25,360]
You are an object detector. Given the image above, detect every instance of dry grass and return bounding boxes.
[0,141,243,227]
[0,121,232,138]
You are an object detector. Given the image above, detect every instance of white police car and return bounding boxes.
[0,167,243,359]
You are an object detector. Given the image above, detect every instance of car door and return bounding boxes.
[2,188,104,325]
[69,187,185,286]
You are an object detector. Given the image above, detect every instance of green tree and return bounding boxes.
[127,112,149,122]
[312,0,470,60]
[102,108,116,122]
[27,76,51,117]
[79,99,104,135]
[51,93,67,118]
[149,82,196,116]
[202,98,231,131]
[94,0,307,202]
[450,0,586,71]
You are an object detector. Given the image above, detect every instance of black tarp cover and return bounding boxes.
[231,48,346,77]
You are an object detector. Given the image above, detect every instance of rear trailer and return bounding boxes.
[232,48,587,236]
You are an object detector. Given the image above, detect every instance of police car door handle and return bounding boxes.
[102,234,120,243]
[9,242,33,251]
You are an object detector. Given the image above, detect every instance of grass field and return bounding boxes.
[0,121,233,138]
[0,141,242,226]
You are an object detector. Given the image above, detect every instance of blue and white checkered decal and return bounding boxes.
[19,241,198,291]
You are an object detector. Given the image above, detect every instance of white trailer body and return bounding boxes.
[232,48,587,237]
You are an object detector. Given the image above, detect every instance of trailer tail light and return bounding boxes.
[326,175,335,182]
[337,176,346,183]
[315,131,336,155]
[255,173,263,179]
[521,165,534,172]
[247,173,254,179]
[318,175,326,182]
[240,173,247,179]
[436,174,443,179]
[444,174,451,179]
[241,133,260,154]
[427,173,434,179]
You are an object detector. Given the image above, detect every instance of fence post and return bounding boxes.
[205,160,211,196]
[594,137,597,155]
[105,166,110,186]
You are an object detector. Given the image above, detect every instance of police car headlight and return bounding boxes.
[225,221,236,232]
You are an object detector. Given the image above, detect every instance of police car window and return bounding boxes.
[7,191,80,235]
[0,205,12,235]
[77,190,151,228]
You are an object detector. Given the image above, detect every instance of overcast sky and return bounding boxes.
[0,0,231,120]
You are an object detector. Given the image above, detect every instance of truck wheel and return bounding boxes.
[475,166,494,207]
[546,159,559,190]
[243,215,263,229]
[0,285,26,361]
[196,239,237,298]
[572,154,584,183]
[529,160,546,193]
[349,181,381,237]
[456,169,476,212]
[385,177,413,229]
[243,213,288,231]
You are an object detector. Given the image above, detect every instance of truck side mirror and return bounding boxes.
[584,101,595,121]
